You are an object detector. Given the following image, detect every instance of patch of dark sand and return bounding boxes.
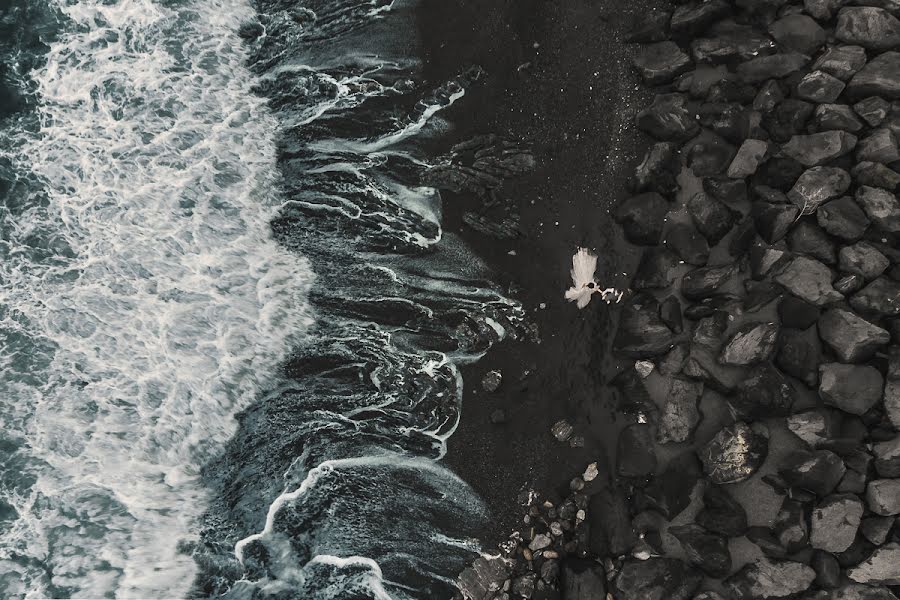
[418,0,663,549]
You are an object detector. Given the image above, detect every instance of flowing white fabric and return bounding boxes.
[565,247,599,308]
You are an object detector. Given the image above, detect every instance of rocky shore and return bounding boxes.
[420,0,900,599]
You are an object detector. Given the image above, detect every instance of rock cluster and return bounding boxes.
[603,0,900,598]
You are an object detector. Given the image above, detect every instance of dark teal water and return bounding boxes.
[0,1,520,598]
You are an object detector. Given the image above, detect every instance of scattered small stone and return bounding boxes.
[847,543,900,586]
[753,202,799,243]
[820,363,884,415]
[551,420,574,442]
[481,369,502,392]
[811,494,864,552]
[699,422,768,484]
[582,462,599,482]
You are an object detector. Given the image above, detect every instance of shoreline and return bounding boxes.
[417,0,660,550]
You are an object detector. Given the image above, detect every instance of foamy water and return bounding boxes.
[0,0,313,597]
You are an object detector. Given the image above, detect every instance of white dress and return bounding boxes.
[565,247,599,309]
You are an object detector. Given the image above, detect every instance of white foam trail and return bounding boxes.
[0,0,313,597]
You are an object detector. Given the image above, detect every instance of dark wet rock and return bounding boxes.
[848,52,900,100]
[814,103,865,133]
[779,295,821,329]
[850,276,900,317]
[641,453,702,520]
[704,176,747,207]
[724,557,815,599]
[780,449,847,496]
[745,279,782,312]
[633,247,678,290]
[867,479,900,515]
[774,498,810,553]
[817,196,871,240]
[616,192,670,246]
[769,14,826,55]
[855,96,891,127]
[848,543,900,585]
[634,42,693,85]
[561,558,607,600]
[753,202,799,243]
[692,28,775,64]
[462,212,522,240]
[589,483,636,557]
[637,94,700,141]
[669,524,731,578]
[746,526,789,558]
[733,364,795,420]
[857,128,900,164]
[834,534,878,569]
[874,436,900,477]
[726,139,769,178]
[659,296,684,335]
[697,484,748,536]
[612,366,656,417]
[687,192,735,244]
[658,378,704,445]
[805,582,900,600]
[729,216,759,258]
[811,550,842,590]
[700,422,769,484]
[626,9,671,43]
[670,0,731,37]
[738,52,809,84]
[820,363,884,414]
[753,80,784,114]
[749,242,788,279]
[887,348,900,429]
[764,99,815,143]
[782,131,857,167]
[635,142,681,194]
[840,241,890,280]
[789,167,852,216]
[753,184,790,204]
[457,556,509,600]
[774,256,843,306]
[706,79,760,104]
[811,494,864,552]
[687,132,736,177]
[861,515,895,545]
[852,161,900,191]
[835,273,865,295]
[797,71,847,104]
[697,102,759,144]
[720,321,779,365]
[693,593,728,600]
[481,370,502,392]
[614,557,702,600]
[682,263,737,300]
[615,294,677,358]
[617,424,657,479]
[666,222,710,266]
[818,307,890,362]
[789,221,836,264]
[813,45,868,81]
[836,7,900,50]
[511,573,536,598]
[777,326,822,387]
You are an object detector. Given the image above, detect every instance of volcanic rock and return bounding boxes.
[820,363,884,414]
[786,410,829,447]
[777,326,822,387]
[670,0,731,37]
[669,524,731,578]
[617,424,657,478]
[814,103,865,133]
[633,247,678,290]
[797,71,847,104]
[874,436,900,477]
[811,550,842,589]
[727,139,769,178]
[634,42,693,85]
[855,96,891,127]
[561,558,607,600]
[818,307,890,362]
[720,321,779,365]
[635,142,681,194]
[687,192,735,244]
[867,479,900,515]
[614,558,702,600]
[782,131,857,167]
[658,378,704,444]
[637,94,700,141]
[774,256,843,306]
[836,7,900,50]
[616,192,670,245]
[779,449,846,496]
[811,494,864,552]
[699,422,768,484]
[788,221,836,263]
[697,483,748,536]
[847,543,900,585]
[692,28,775,64]
[813,45,868,81]
[817,196,871,239]
[839,242,890,279]
[724,557,815,599]
[856,185,900,231]
[852,161,900,190]
[788,167,852,216]
[682,263,737,300]
[666,222,710,266]
[850,276,900,317]
[861,515,895,546]
[779,295,821,329]
[641,452,701,519]
[857,128,900,164]
[737,52,809,84]
[848,52,900,100]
